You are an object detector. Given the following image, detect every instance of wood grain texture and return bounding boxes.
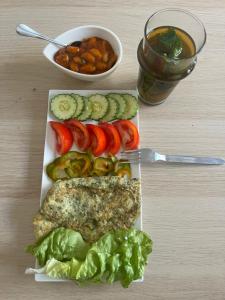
[0,0,225,299]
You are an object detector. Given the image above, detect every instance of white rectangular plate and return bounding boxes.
[35,90,142,282]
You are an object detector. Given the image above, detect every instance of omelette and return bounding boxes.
[33,176,140,242]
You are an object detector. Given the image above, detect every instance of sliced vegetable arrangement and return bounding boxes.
[46,151,132,181]
[50,119,139,155]
[26,227,153,288]
[50,93,139,121]
[49,92,139,156]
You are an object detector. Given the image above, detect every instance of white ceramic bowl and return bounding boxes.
[43,25,123,81]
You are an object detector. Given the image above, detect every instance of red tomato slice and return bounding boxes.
[50,121,73,155]
[99,122,121,155]
[113,120,139,150]
[64,119,90,151]
[86,124,107,156]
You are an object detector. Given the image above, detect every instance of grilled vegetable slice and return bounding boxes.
[50,164,70,181]
[50,94,77,120]
[46,158,63,181]
[121,94,138,120]
[46,150,132,181]
[77,97,92,121]
[65,159,84,178]
[72,153,92,175]
[114,161,132,178]
[60,151,92,175]
[46,156,71,181]
[46,151,92,180]
[58,151,80,163]
[92,157,114,176]
[71,94,85,118]
[46,155,71,181]
[88,94,109,120]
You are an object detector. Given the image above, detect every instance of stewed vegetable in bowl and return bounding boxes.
[43,25,123,81]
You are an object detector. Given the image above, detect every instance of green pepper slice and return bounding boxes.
[59,151,92,176]
[58,151,81,164]
[46,157,68,181]
[92,157,114,176]
[65,159,84,178]
[51,166,70,181]
[59,151,92,178]
[46,161,56,179]
[46,152,92,180]
[46,154,77,181]
[74,153,92,175]
[114,160,132,178]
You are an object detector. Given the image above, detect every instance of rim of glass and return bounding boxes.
[144,8,207,60]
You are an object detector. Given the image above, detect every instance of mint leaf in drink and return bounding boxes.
[157,28,183,59]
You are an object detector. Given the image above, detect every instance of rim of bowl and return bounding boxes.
[43,25,123,79]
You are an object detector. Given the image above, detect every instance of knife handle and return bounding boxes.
[165,155,225,165]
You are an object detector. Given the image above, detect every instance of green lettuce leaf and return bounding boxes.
[26,258,81,279]
[26,227,90,267]
[26,228,153,288]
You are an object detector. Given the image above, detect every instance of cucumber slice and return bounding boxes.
[50,94,77,120]
[121,94,139,120]
[71,94,85,118]
[107,93,126,119]
[77,97,92,121]
[88,94,109,120]
[101,97,118,122]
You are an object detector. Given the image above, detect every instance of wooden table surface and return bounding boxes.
[1,1,225,299]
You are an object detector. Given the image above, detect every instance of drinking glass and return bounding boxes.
[137,9,206,105]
